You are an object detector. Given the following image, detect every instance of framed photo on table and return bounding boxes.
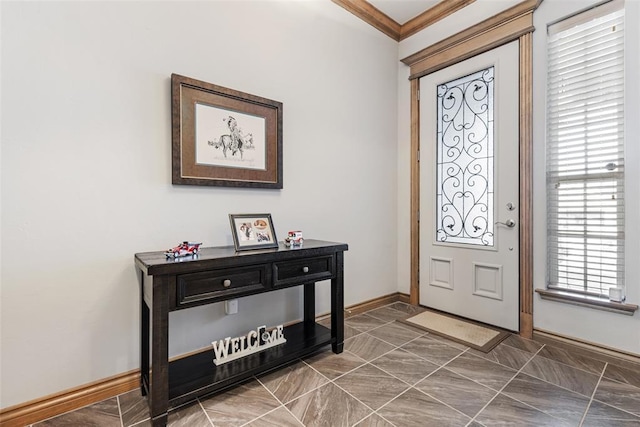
[229,214,279,251]
[171,74,283,189]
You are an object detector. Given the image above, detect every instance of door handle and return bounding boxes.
[495,219,516,228]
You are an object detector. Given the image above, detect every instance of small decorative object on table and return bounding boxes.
[285,231,304,247]
[165,241,202,258]
[229,214,278,251]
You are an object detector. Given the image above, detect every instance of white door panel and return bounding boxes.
[419,40,519,331]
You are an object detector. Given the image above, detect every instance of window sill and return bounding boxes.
[535,289,638,316]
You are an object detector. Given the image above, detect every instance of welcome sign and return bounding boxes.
[212,325,286,366]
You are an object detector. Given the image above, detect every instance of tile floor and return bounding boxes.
[32,302,640,426]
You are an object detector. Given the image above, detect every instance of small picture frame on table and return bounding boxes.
[229,214,279,251]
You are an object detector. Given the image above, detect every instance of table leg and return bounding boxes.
[140,271,150,396]
[150,275,170,426]
[303,283,315,324]
[303,282,316,338]
[331,251,344,354]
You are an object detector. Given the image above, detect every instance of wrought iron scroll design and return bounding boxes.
[436,67,494,246]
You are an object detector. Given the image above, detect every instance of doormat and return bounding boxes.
[398,310,510,353]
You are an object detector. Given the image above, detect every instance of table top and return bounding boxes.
[135,239,348,276]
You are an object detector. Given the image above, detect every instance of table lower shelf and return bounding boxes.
[166,321,333,406]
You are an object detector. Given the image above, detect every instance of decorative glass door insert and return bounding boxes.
[436,66,495,246]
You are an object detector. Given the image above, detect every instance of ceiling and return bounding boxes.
[331,0,476,41]
[367,0,442,25]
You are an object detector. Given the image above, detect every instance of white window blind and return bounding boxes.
[546,1,625,298]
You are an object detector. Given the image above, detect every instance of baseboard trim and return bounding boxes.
[0,291,410,427]
[317,291,410,321]
[533,328,640,368]
[0,370,139,427]
[345,291,410,317]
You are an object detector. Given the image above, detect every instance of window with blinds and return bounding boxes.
[546,0,625,299]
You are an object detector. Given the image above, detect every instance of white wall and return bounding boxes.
[0,0,399,408]
[532,0,640,355]
[396,63,411,295]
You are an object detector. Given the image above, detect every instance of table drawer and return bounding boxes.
[273,255,334,287]
[176,266,269,307]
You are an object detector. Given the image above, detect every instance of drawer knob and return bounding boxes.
[302,266,309,273]
[223,279,232,288]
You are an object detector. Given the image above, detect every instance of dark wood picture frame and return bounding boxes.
[229,213,279,251]
[171,74,283,188]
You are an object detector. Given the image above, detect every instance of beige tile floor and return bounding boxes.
[33,302,640,426]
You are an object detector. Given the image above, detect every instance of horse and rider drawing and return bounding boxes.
[208,116,254,160]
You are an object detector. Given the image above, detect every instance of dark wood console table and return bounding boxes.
[134,239,348,426]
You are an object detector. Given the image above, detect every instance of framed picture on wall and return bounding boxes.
[229,213,279,251]
[171,74,283,188]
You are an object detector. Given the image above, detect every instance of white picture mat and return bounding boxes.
[195,103,266,170]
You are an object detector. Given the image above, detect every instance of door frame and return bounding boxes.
[402,0,542,338]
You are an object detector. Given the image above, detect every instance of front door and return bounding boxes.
[419,40,519,331]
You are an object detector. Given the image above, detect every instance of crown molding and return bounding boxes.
[332,0,477,42]
[401,0,543,79]
[400,0,476,40]
[331,0,401,41]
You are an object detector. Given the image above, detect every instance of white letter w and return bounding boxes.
[212,337,231,361]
